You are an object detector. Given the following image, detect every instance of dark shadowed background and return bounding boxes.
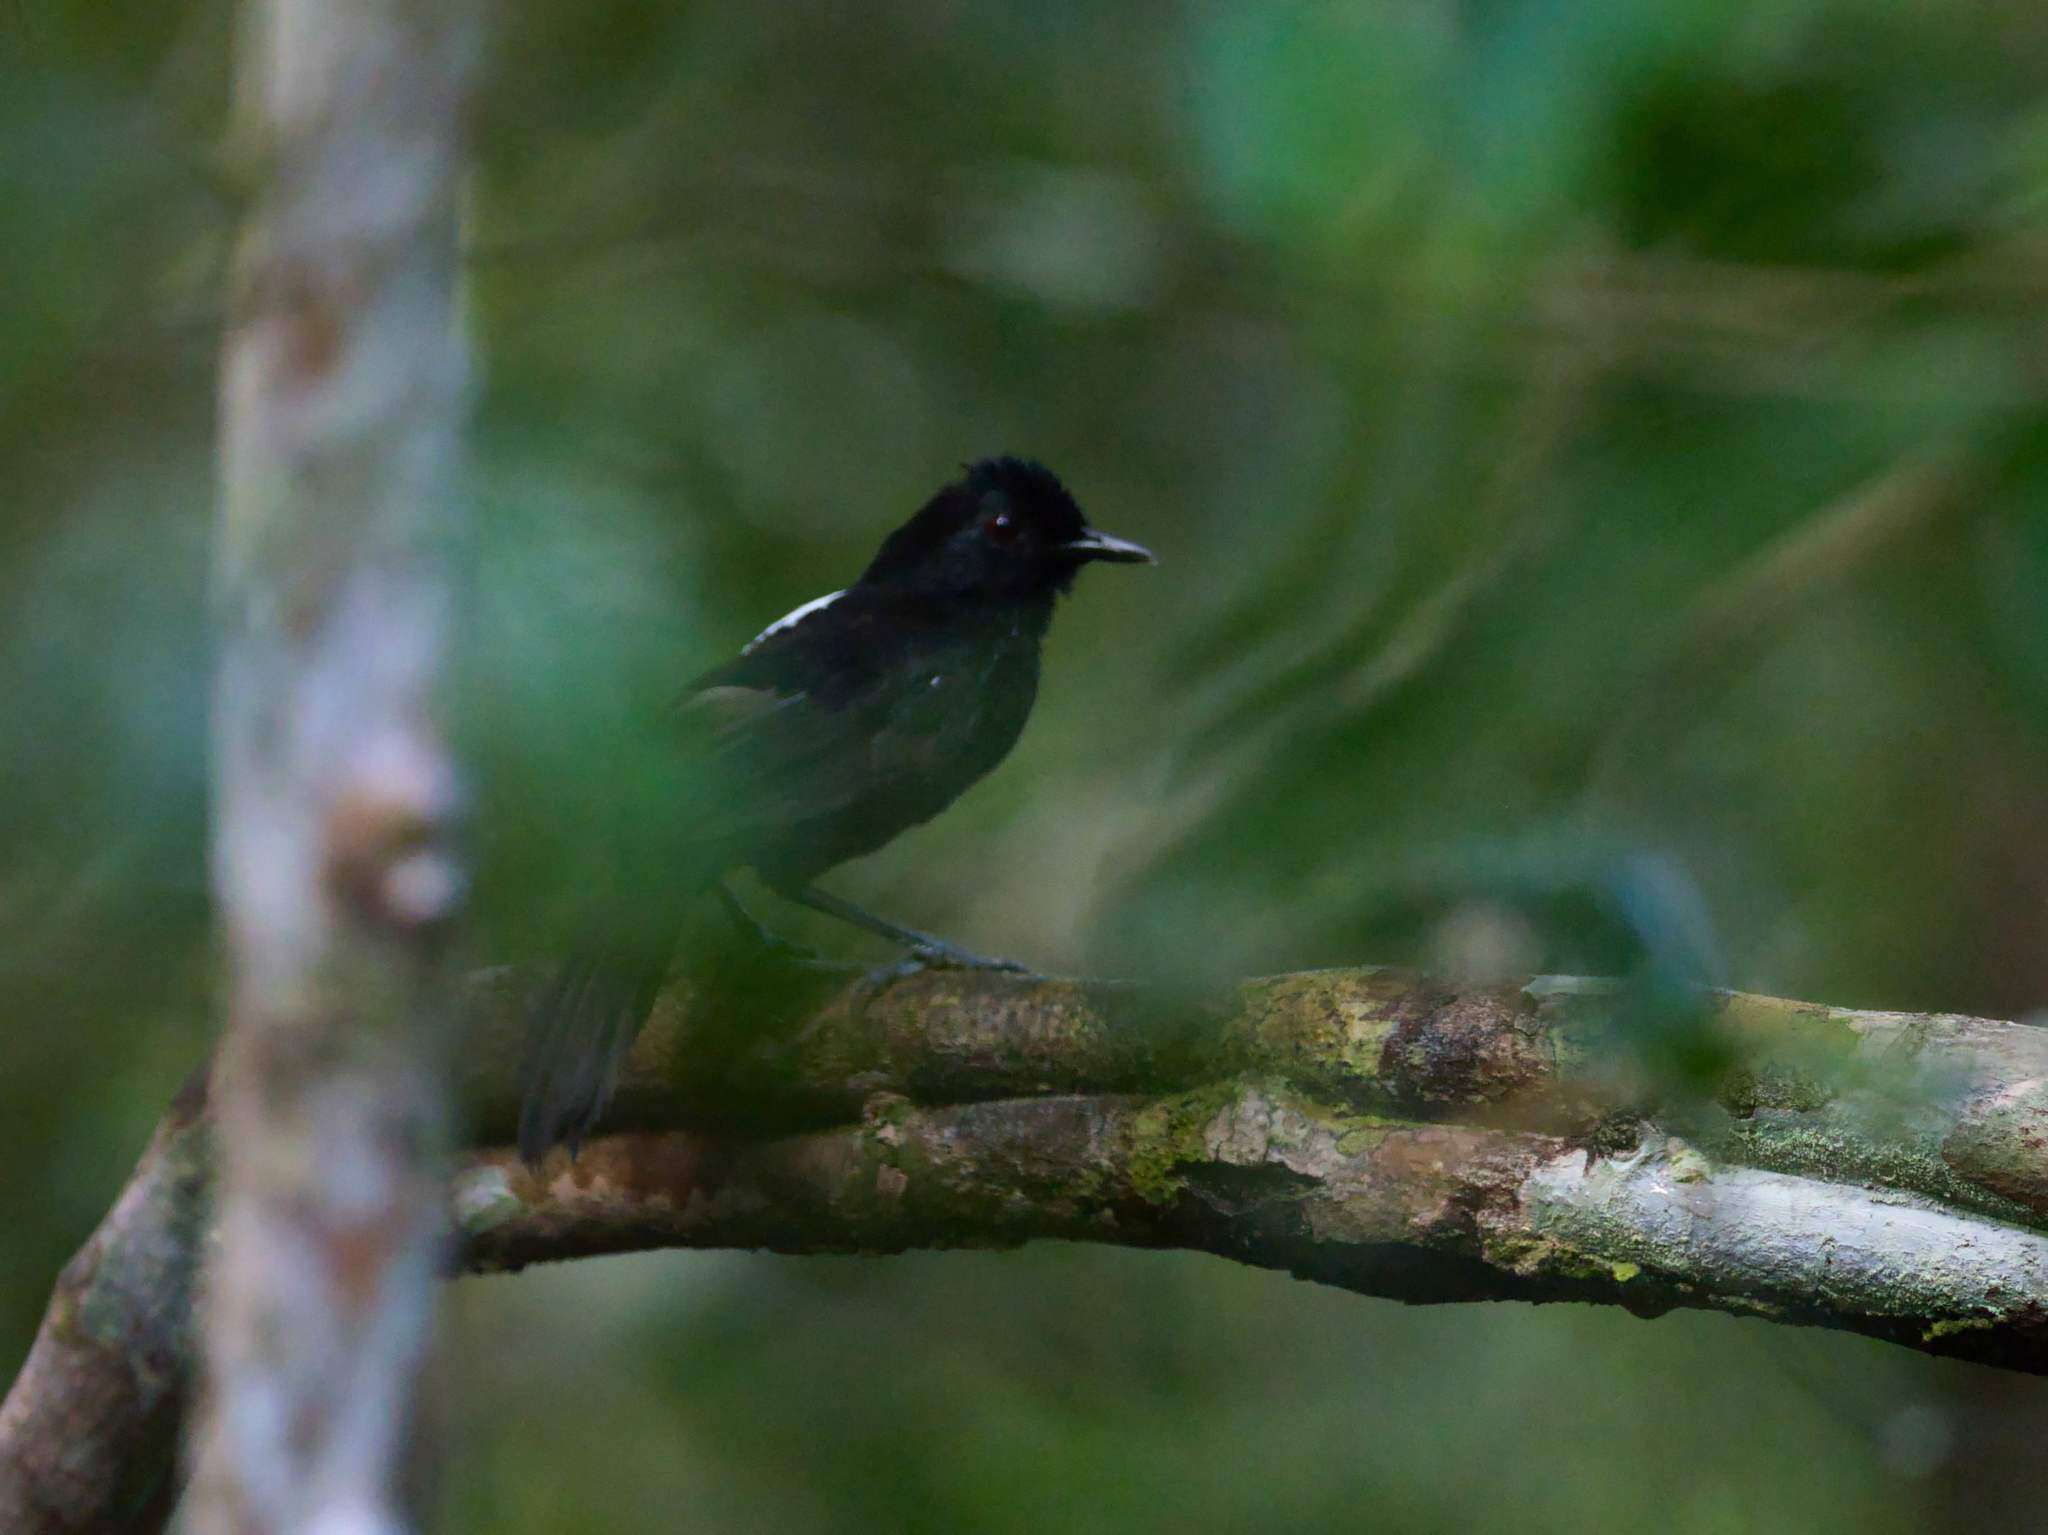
[7,1,2048,1530]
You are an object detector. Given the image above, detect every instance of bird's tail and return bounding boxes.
[517,952,669,1164]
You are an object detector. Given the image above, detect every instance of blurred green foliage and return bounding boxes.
[7,0,2048,1529]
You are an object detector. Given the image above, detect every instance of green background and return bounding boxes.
[7,1,2048,1529]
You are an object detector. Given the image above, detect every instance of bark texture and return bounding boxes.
[189,1,476,1531]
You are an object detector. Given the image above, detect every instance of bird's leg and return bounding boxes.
[716,881,822,963]
[781,884,1031,973]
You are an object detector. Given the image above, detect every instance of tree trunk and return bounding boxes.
[184,1,475,1530]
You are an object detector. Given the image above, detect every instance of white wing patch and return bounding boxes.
[743,588,846,654]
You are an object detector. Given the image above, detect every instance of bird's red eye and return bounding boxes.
[982,512,1021,545]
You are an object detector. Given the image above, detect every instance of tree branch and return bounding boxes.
[458,964,2048,1376]
[463,963,2048,1228]
[0,1075,209,1534]
[10,963,2048,1531]
[463,1090,2048,1373]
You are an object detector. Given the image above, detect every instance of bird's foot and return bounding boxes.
[904,937,1032,974]
[717,883,826,966]
[852,945,1035,1001]
[747,928,827,966]
[854,956,938,995]
[783,885,1035,977]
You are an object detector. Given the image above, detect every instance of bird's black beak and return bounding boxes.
[1060,529,1156,565]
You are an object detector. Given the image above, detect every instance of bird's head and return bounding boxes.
[860,457,1153,603]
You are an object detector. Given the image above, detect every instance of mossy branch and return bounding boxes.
[10,962,2048,1532]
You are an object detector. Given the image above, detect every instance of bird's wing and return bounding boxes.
[670,592,958,852]
[521,590,941,1162]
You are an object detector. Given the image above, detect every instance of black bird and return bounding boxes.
[517,456,1154,1160]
